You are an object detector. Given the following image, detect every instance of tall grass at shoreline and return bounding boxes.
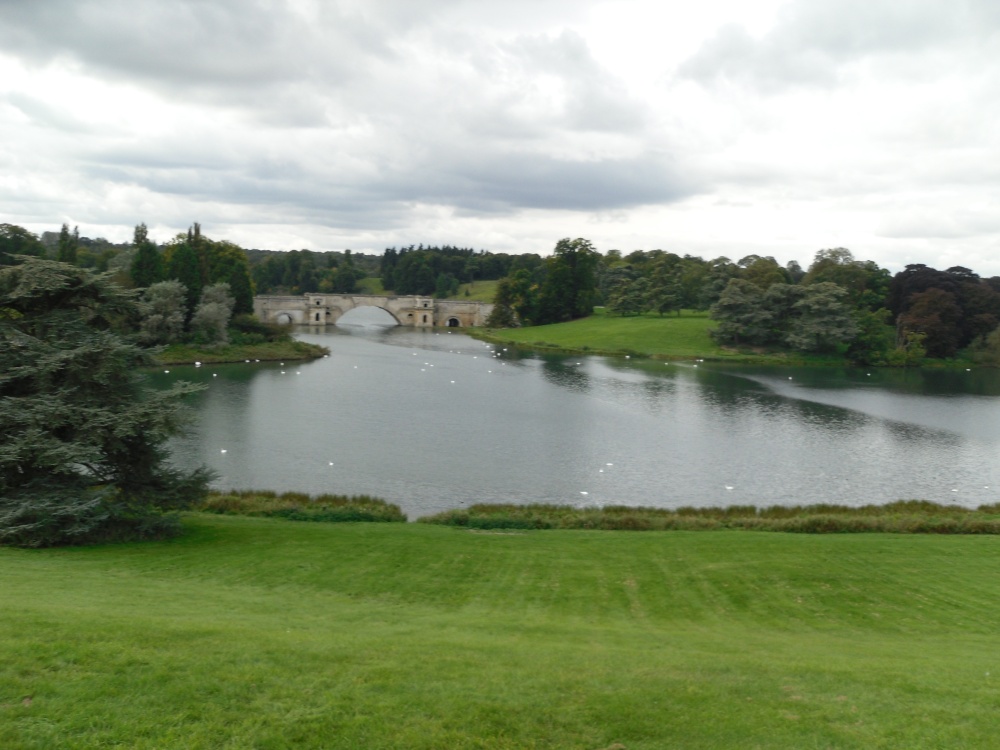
[196,492,1000,534]
[419,500,1000,533]
[198,490,406,523]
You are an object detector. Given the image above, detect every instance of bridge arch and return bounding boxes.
[336,306,401,327]
[254,294,493,328]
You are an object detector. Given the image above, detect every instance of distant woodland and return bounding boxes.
[3,222,999,365]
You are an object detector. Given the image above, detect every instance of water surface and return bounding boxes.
[158,326,1000,519]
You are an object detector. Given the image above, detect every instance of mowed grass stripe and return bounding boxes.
[2,515,1000,748]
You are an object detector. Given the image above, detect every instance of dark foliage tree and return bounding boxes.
[847,308,895,365]
[887,264,958,319]
[785,282,857,352]
[0,259,212,547]
[698,257,741,309]
[57,223,79,265]
[0,224,45,265]
[535,238,600,324]
[709,278,773,346]
[647,253,683,315]
[129,223,164,288]
[897,288,963,358]
[323,249,359,294]
[166,239,203,317]
[607,277,650,316]
[785,259,806,284]
[485,276,519,328]
[507,268,540,325]
[803,248,890,311]
[434,272,460,299]
[414,262,436,296]
[739,255,789,290]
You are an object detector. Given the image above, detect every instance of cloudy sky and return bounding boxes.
[1,0,998,274]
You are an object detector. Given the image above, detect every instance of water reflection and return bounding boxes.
[157,328,1000,518]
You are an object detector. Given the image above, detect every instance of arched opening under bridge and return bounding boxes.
[337,306,399,327]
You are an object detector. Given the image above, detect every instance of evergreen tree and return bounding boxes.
[166,240,203,318]
[57,223,79,265]
[129,223,164,288]
[227,263,255,314]
[0,259,211,547]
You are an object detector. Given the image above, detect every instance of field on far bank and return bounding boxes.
[476,308,843,364]
[3,515,1000,749]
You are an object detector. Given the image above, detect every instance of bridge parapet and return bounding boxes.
[254,294,493,328]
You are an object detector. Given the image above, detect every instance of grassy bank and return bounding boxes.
[473,308,844,364]
[155,339,328,365]
[4,514,1000,748]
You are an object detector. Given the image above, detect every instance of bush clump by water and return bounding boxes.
[417,501,1000,534]
[197,490,406,523]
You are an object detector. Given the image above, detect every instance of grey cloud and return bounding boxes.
[399,149,695,213]
[0,0,387,98]
[3,92,97,133]
[500,31,646,133]
[86,142,695,222]
[678,0,999,91]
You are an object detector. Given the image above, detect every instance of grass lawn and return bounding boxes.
[3,515,1000,748]
[457,279,500,302]
[474,308,846,364]
[355,277,386,295]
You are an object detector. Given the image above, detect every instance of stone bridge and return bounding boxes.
[254,294,494,328]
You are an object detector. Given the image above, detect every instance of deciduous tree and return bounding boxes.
[0,224,45,265]
[709,278,773,346]
[190,283,236,345]
[139,280,187,345]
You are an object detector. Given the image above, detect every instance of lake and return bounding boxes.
[157,324,1000,519]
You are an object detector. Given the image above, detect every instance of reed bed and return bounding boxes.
[197,490,406,523]
[418,500,1000,533]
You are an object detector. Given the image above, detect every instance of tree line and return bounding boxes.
[485,242,1000,366]
[249,248,380,295]
[379,245,543,298]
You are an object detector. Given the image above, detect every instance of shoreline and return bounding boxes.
[468,327,850,366]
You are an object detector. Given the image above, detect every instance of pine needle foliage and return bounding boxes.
[0,258,213,547]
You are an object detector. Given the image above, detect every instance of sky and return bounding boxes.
[1,0,998,275]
